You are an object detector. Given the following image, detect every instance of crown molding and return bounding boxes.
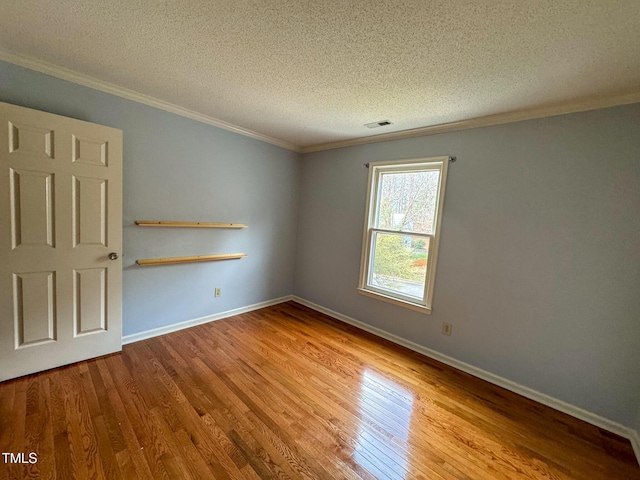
[300,90,640,153]
[0,50,301,152]
[3,50,639,156]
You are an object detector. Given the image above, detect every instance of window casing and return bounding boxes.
[358,157,449,313]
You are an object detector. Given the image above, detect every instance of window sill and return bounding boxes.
[357,288,432,314]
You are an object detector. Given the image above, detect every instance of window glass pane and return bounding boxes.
[369,232,430,300]
[375,170,440,234]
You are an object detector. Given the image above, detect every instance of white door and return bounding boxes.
[0,101,122,382]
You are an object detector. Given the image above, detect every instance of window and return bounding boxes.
[358,157,449,313]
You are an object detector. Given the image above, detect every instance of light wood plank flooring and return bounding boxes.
[1,301,639,479]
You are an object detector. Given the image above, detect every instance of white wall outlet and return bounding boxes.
[442,322,452,336]
[215,288,221,297]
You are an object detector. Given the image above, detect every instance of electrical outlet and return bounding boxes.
[215,288,221,297]
[442,322,452,336]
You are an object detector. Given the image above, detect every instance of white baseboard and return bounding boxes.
[631,429,640,467]
[122,295,293,345]
[292,295,640,463]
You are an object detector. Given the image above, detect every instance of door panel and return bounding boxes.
[73,267,107,335]
[73,176,107,246]
[0,101,122,382]
[13,271,56,347]
[8,121,55,158]
[10,169,55,248]
[72,135,108,166]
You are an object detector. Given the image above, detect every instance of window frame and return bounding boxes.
[357,156,450,314]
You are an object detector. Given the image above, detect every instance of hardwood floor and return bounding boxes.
[1,301,638,479]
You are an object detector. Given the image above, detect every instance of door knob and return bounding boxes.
[108,252,119,260]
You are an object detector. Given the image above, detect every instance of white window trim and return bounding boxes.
[357,156,450,314]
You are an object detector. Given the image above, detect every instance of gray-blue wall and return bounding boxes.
[2,59,639,433]
[0,60,301,337]
[294,104,640,427]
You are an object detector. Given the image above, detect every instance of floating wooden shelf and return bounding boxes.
[135,220,247,229]
[136,253,246,266]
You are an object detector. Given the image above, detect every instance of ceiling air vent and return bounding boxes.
[365,120,393,129]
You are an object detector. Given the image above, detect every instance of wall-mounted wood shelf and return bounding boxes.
[136,253,246,266]
[135,220,247,229]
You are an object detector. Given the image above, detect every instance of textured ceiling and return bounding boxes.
[1,0,639,150]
